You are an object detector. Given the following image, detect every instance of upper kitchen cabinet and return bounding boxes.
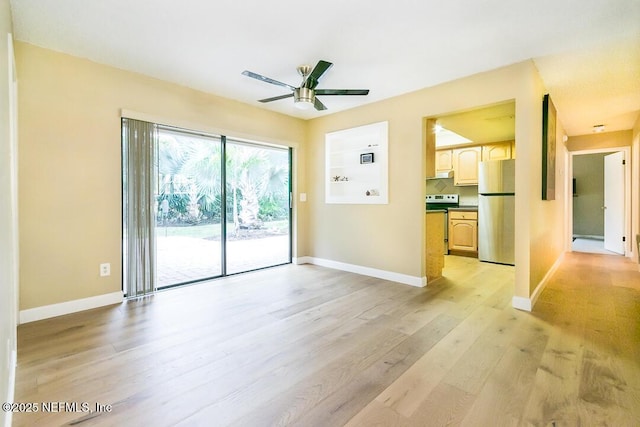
[482,141,513,161]
[452,146,481,185]
[436,149,453,173]
[430,101,515,183]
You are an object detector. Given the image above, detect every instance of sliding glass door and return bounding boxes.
[124,121,292,292]
[225,141,291,274]
[155,129,223,288]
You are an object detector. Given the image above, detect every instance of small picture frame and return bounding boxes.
[360,152,374,164]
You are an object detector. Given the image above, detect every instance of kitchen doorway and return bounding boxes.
[427,100,516,267]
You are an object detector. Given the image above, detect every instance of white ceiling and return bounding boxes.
[9,0,640,136]
[436,101,515,146]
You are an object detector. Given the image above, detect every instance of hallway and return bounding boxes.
[523,252,639,425]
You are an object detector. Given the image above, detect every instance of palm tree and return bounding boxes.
[157,134,289,231]
[259,151,290,221]
[226,145,289,234]
[158,134,222,222]
[178,139,222,220]
[226,144,267,233]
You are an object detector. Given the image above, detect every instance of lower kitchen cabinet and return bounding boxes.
[448,210,478,256]
[425,211,445,280]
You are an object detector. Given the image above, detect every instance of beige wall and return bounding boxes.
[16,42,306,310]
[17,43,571,313]
[1,0,18,413]
[633,117,640,263]
[524,71,567,295]
[307,61,566,299]
[567,130,632,151]
[572,153,608,236]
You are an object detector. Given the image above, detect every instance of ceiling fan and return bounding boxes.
[242,60,369,111]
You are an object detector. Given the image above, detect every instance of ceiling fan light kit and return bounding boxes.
[294,87,315,110]
[242,60,369,111]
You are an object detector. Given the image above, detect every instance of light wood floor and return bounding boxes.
[13,253,640,426]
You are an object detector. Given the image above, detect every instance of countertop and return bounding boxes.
[448,206,478,212]
[426,209,446,214]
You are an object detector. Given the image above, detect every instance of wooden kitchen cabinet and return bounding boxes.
[435,149,453,173]
[425,211,445,281]
[448,210,478,256]
[452,146,481,185]
[482,141,513,161]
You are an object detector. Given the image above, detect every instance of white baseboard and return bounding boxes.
[512,252,566,312]
[297,256,425,288]
[293,256,313,265]
[19,291,123,324]
[511,296,532,312]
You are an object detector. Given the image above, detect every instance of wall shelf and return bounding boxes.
[325,121,388,204]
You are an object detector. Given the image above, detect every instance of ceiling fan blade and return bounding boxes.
[242,70,296,91]
[258,93,294,103]
[305,60,333,89]
[315,89,370,96]
[314,97,327,111]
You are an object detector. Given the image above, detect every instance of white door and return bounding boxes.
[604,152,625,254]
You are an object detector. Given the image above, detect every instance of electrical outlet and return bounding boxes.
[100,263,111,277]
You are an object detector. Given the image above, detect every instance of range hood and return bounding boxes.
[427,170,454,179]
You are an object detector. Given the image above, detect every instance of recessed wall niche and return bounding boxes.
[325,121,388,204]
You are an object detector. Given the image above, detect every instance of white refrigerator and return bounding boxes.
[478,159,515,265]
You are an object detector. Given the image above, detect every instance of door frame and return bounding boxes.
[122,118,294,294]
[566,146,632,257]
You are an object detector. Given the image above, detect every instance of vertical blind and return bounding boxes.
[122,118,158,297]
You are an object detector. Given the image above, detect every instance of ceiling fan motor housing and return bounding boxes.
[294,87,314,104]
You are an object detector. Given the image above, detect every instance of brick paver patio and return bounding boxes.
[156,234,290,287]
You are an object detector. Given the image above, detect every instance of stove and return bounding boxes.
[426,194,459,254]
[425,194,459,210]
